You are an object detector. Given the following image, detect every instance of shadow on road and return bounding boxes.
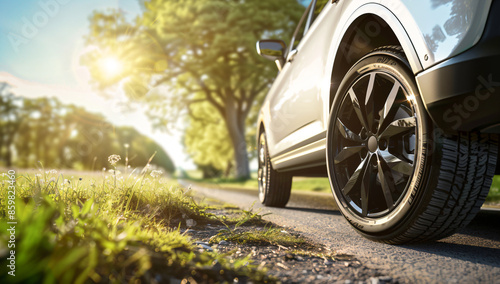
[284,206,342,216]
[401,210,500,267]
[460,209,500,243]
[402,242,500,268]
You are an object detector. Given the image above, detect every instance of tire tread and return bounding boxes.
[387,132,498,244]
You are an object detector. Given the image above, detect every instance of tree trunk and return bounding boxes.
[224,97,250,180]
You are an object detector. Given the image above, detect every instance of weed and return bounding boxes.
[210,223,306,247]
[0,160,271,283]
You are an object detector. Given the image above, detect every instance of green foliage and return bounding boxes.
[0,85,174,173]
[82,0,305,178]
[210,224,306,247]
[184,102,234,175]
[207,203,301,247]
[486,175,500,203]
[0,168,270,283]
[194,175,500,204]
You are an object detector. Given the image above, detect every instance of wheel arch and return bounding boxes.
[328,4,423,110]
[258,121,265,137]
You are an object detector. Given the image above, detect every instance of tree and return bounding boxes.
[0,89,175,172]
[183,101,234,177]
[82,0,303,178]
[0,83,21,167]
[115,126,175,173]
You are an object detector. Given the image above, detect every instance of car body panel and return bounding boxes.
[391,0,492,68]
[257,0,497,172]
[264,0,344,161]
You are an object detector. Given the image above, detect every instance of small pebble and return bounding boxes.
[195,241,213,252]
[324,259,335,265]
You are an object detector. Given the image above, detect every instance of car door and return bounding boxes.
[268,0,343,154]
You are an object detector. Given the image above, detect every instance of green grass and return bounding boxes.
[185,170,332,193]
[0,166,273,283]
[486,175,500,203]
[187,172,500,203]
[209,225,306,247]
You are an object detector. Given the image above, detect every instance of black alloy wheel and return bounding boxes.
[327,46,498,243]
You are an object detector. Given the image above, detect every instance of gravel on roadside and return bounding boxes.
[185,224,399,284]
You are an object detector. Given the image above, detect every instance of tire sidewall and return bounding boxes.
[258,132,268,204]
[326,51,432,235]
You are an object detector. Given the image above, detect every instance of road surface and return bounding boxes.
[181,181,500,283]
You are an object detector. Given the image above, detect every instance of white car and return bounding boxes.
[256,0,500,244]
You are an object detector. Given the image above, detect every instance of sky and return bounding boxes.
[0,0,195,169]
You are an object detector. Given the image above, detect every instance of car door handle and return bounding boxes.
[287,49,298,62]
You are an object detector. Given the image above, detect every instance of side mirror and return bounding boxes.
[256,39,286,70]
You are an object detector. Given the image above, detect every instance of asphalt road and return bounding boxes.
[180,181,500,284]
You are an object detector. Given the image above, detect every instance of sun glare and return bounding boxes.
[100,56,123,78]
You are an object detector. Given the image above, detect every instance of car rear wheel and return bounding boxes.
[327,46,498,244]
[258,131,292,207]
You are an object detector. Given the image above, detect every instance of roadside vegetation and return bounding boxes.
[184,170,500,204]
[487,175,500,203]
[0,85,175,173]
[0,157,281,283]
[183,170,332,193]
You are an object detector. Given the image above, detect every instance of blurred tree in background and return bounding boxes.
[183,101,234,178]
[0,83,175,173]
[82,0,304,179]
[0,83,21,167]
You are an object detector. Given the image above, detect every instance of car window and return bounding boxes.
[310,0,329,24]
[298,0,312,8]
[290,0,313,51]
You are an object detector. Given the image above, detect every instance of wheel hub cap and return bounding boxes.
[367,136,378,153]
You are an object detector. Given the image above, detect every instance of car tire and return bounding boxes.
[258,131,292,207]
[326,46,499,244]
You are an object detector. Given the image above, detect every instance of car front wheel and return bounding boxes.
[327,46,498,244]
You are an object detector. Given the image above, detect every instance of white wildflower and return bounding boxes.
[46,169,57,174]
[186,219,197,227]
[108,154,121,166]
[150,170,163,178]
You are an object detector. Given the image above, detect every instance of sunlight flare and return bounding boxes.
[99,56,123,78]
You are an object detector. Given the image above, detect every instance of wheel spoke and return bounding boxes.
[376,152,396,209]
[361,155,376,217]
[379,151,414,176]
[364,73,376,131]
[378,81,401,133]
[262,165,267,185]
[334,146,364,164]
[337,118,363,142]
[379,117,416,139]
[342,154,369,196]
[259,146,265,164]
[348,89,369,130]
